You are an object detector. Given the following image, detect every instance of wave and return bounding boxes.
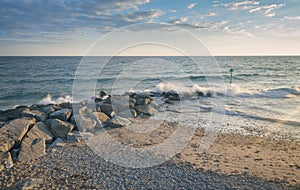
[199,106,300,127]
[150,82,300,99]
[38,94,73,105]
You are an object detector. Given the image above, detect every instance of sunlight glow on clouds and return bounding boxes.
[0,0,299,55]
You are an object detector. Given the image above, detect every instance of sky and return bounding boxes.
[0,0,300,56]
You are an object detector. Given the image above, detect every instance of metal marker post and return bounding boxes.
[230,68,234,84]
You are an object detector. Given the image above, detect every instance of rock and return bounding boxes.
[0,121,6,128]
[18,137,46,162]
[128,98,136,108]
[10,148,20,161]
[134,105,151,116]
[79,106,93,117]
[76,116,97,132]
[17,178,43,190]
[99,103,114,118]
[136,98,151,106]
[41,106,55,115]
[27,122,54,143]
[92,112,110,123]
[60,102,72,109]
[106,116,130,128]
[49,138,66,147]
[21,110,48,122]
[0,107,29,122]
[49,108,72,121]
[70,115,76,125]
[0,152,14,171]
[130,109,137,118]
[67,132,81,142]
[0,118,36,152]
[49,119,74,138]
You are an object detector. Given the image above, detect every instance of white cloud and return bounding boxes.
[187,3,198,10]
[169,17,189,24]
[169,9,177,13]
[248,3,285,17]
[221,1,285,17]
[206,12,217,17]
[222,1,260,11]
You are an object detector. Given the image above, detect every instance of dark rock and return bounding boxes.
[99,103,114,118]
[128,98,136,108]
[0,152,13,171]
[18,137,46,162]
[134,105,151,116]
[21,110,48,122]
[41,106,55,115]
[29,104,48,111]
[0,118,36,152]
[49,108,72,121]
[67,132,81,142]
[0,122,6,128]
[136,98,151,106]
[130,109,137,118]
[60,102,72,109]
[49,119,74,138]
[0,107,29,122]
[196,91,204,96]
[100,90,107,97]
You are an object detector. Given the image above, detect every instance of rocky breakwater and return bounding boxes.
[0,90,184,171]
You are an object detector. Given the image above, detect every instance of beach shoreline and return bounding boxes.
[0,92,299,189]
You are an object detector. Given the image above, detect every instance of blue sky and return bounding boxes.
[0,0,299,55]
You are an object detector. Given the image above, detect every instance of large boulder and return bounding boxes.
[26,122,54,143]
[41,106,55,115]
[18,137,46,162]
[49,108,72,121]
[75,116,97,132]
[98,103,114,118]
[0,118,36,152]
[0,152,14,171]
[21,110,48,122]
[49,119,74,139]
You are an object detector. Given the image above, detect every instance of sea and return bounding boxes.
[0,56,299,139]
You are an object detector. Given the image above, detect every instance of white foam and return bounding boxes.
[38,94,73,105]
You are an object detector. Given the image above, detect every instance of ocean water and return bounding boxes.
[0,56,299,138]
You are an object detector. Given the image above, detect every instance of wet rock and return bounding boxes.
[27,122,54,143]
[0,152,14,171]
[49,119,75,138]
[41,106,55,115]
[0,106,29,122]
[0,122,6,128]
[60,102,72,109]
[0,118,36,152]
[49,108,72,121]
[21,110,48,122]
[18,137,46,162]
[130,109,137,118]
[106,116,130,128]
[128,98,136,108]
